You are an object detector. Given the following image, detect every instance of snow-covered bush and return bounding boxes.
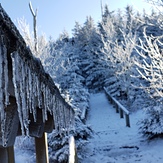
[138,106,163,139]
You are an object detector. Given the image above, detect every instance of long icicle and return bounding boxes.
[11,52,25,135]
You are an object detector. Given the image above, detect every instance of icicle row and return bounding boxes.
[11,51,74,136]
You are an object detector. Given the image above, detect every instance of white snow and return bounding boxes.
[80,92,163,163]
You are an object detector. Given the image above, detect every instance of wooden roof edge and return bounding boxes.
[0,4,75,113]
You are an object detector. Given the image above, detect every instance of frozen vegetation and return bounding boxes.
[15,1,163,162]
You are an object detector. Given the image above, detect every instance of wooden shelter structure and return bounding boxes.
[0,4,75,163]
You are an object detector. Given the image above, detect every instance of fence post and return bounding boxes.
[0,147,8,163]
[7,146,15,163]
[35,132,49,163]
[120,109,124,118]
[69,136,78,163]
[116,104,119,113]
[125,114,130,127]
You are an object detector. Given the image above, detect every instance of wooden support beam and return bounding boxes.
[120,109,124,118]
[0,146,15,163]
[116,104,119,113]
[7,146,15,163]
[69,136,78,163]
[0,147,8,163]
[35,132,49,163]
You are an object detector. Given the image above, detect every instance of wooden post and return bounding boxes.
[120,109,124,118]
[35,132,49,163]
[116,104,119,113]
[0,147,8,163]
[125,114,130,127]
[69,136,78,163]
[0,146,15,163]
[7,146,15,163]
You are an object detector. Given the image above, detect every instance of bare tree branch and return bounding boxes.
[29,1,38,53]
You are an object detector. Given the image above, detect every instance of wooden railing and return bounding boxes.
[104,87,130,127]
[69,136,78,163]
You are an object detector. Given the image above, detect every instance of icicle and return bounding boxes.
[46,87,50,112]
[19,59,29,135]
[58,98,64,133]
[3,45,9,106]
[36,75,42,108]
[64,104,69,132]
[11,52,25,135]
[41,83,46,122]
[31,71,37,122]
[25,65,30,114]
[27,66,33,115]
[44,86,48,121]
[0,43,5,146]
[52,95,60,133]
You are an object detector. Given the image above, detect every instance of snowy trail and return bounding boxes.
[80,93,163,163]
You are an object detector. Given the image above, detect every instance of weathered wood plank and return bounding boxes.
[35,132,49,163]
[125,114,130,127]
[69,136,78,163]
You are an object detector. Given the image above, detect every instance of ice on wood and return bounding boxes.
[10,51,74,136]
[0,41,10,146]
[0,45,74,145]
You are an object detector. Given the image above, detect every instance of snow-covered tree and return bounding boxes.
[17,17,47,57]
[135,29,163,138]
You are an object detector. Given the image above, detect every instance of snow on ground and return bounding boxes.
[80,93,163,163]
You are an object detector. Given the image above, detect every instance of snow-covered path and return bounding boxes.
[80,93,163,163]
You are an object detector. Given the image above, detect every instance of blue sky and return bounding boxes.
[0,0,153,39]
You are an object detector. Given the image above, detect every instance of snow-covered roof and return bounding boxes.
[0,4,74,147]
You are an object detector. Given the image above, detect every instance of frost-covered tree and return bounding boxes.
[17,17,47,57]
[104,30,138,109]
[98,4,116,43]
[135,30,163,138]
[72,16,109,91]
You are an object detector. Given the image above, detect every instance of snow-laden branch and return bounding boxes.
[134,30,163,99]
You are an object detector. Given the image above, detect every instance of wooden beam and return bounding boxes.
[125,114,130,127]
[7,146,15,163]
[69,136,78,163]
[35,132,49,163]
[0,147,8,163]
[120,109,124,118]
